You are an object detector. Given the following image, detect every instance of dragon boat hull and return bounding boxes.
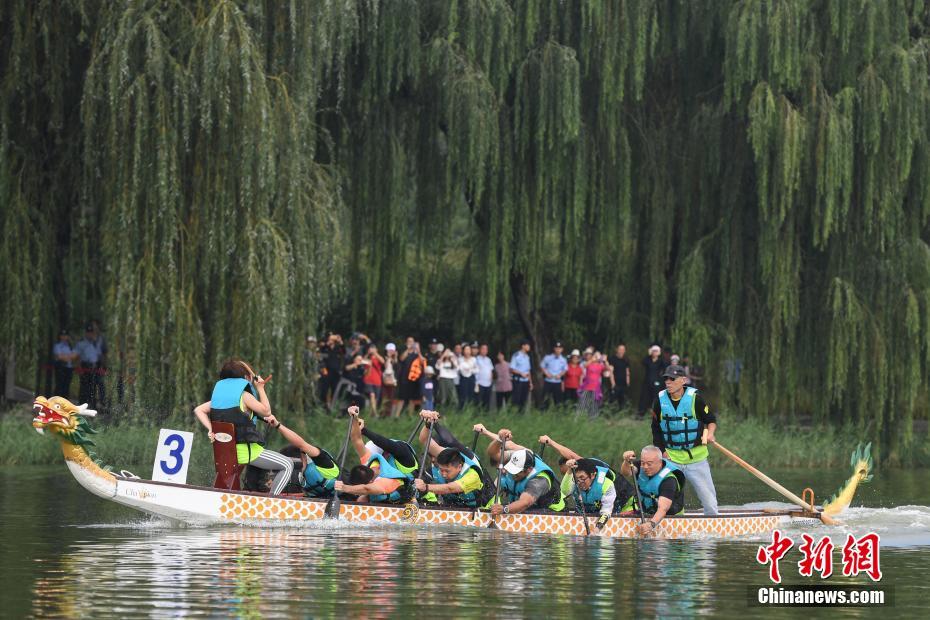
[73,460,804,539]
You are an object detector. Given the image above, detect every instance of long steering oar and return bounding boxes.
[710,440,837,525]
[325,413,355,519]
[571,465,591,536]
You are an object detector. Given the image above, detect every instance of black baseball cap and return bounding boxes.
[553,341,563,348]
[662,365,688,379]
[58,329,69,337]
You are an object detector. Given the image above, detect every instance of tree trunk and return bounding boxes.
[509,270,551,404]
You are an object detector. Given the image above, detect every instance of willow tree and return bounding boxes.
[332,0,930,459]
[2,0,349,413]
[3,0,930,459]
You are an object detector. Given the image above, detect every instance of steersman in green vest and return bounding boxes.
[650,364,719,515]
[621,446,687,537]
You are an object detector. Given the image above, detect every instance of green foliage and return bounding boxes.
[3,0,930,458]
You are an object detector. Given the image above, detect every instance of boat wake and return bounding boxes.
[741,502,930,547]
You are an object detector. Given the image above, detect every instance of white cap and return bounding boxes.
[436,343,445,352]
[503,449,533,475]
[649,345,661,355]
[386,343,396,351]
[570,349,580,357]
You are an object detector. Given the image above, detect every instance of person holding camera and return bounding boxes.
[436,346,459,407]
[362,343,385,412]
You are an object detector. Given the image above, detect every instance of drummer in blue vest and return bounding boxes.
[621,445,687,536]
[489,429,565,515]
[264,416,340,497]
[334,407,419,504]
[650,364,719,515]
[412,410,490,507]
[193,359,293,495]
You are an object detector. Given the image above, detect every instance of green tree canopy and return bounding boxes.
[2,0,930,459]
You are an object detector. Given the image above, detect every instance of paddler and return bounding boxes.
[193,359,293,496]
[651,364,719,515]
[538,434,636,517]
[489,429,565,516]
[334,406,418,504]
[621,445,687,536]
[263,415,340,497]
[412,410,491,507]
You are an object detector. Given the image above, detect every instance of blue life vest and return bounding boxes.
[300,449,339,497]
[636,459,685,514]
[431,452,483,507]
[575,465,613,513]
[209,378,264,445]
[499,455,564,510]
[658,387,701,453]
[366,452,415,504]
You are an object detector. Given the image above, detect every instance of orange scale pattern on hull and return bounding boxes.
[216,494,786,538]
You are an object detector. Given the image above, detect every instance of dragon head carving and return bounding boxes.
[32,396,99,447]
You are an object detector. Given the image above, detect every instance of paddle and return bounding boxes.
[470,429,480,454]
[324,412,355,519]
[407,418,425,444]
[710,440,837,526]
[410,417,436,506]
[489,439,506,529]
[537,441,547,460]
[626,457,647,527]
[571,465,591,536]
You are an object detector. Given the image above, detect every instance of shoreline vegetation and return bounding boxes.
[3,403,922,471]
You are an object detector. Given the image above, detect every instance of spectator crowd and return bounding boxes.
[305,333,699,418]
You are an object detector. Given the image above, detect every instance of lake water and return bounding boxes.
[2,466,927,618]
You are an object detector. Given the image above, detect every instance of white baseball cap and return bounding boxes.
[570,349,581,357]
[503,449,534,475]
[386,343,397,351]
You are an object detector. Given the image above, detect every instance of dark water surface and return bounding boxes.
[1,466,927,618]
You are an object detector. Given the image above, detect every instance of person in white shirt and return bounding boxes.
[437,346,459,407]
[475,343,494,409]
[457,343,479,409]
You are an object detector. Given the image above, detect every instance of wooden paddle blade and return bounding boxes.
[324,497,341,519]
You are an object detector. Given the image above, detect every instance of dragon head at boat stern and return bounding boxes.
[822,442,874,516]
[32,396,99,447]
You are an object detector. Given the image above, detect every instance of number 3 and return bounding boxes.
[160,433,185,475]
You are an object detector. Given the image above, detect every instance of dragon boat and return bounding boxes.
[31,396,873,539]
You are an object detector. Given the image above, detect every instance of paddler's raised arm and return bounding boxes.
[419,410,444,458]
[473,423,499,442]
[620,450,636,477]
[273,420,320,457]
[241,374,273,419]
[487,428,527,466]
[538,435,581,461]
[347,406,367,461]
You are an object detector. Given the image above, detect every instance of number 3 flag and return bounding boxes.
[152,429,194,484]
